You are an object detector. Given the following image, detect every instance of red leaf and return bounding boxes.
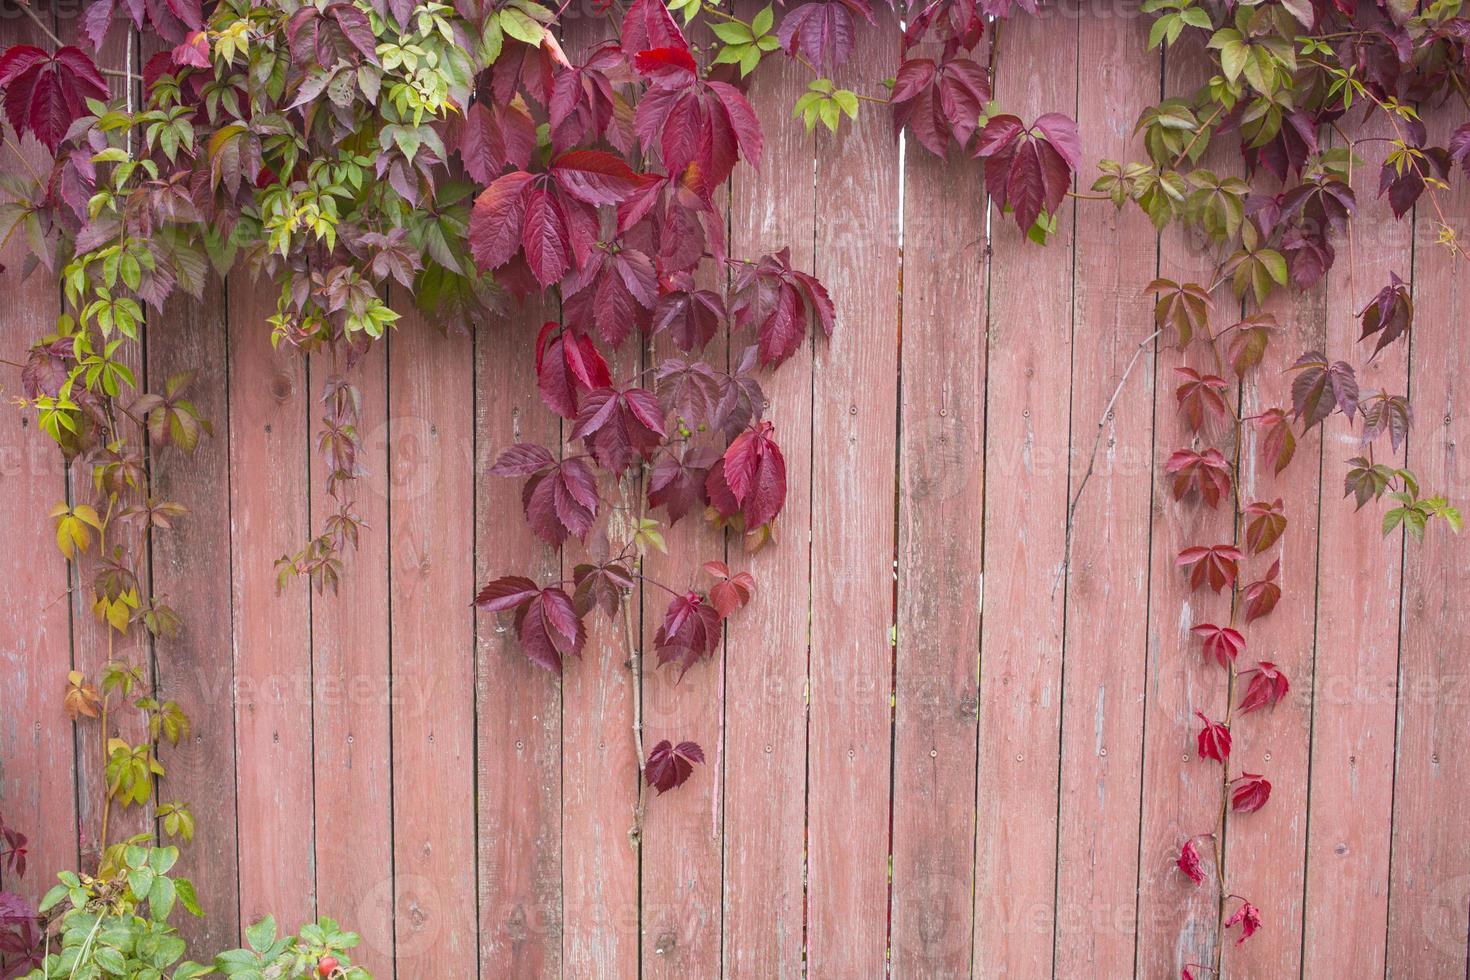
[654,591,722,676]
[778,1,859,71]
[1176,544,1242,593]
[649,445,716,525]
[571,386,667,475]
[1238,661,1290,714]
[1165,448,1231,508]
[974,112,1078,231]
[722,419,787,528]
[644,738,705,794]
[733,249,833,367]
[520,457,600,546]
[514,587,585,673]
[551,149,644,206]
[0,45,110,153]
[1357,272,1412,358]
[1289,351,1358,430]
[652,288,725,353]
[704,561,756,618]
[891,55,990,156]
[1177,839,1207,885]
[1224,899,1263,944]
[469,170,535,271]
[1195,711,1231,762]
[572,560,634,618]
[1257,408,1296,475]
[1242,560,1282,623]
[474,575,541,612]
[1174,367,1230,433]
[1243,498,1286,554]
[1190,623,1244,668]
[522,184,572,287]
[1231,773,1272,813]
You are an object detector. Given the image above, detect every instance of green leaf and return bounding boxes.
[150,874,178,921]
[498,6,544,45]
[245,915,277,953]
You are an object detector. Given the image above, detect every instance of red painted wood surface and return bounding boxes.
[972,9,1077,977]
[227,276,316,931]
[476,295,563,974]
[0,0,76,901]
[1055,19,1158,978]
[387,309,478,974]
[309,339,392,975]
[150,284,241,951]
[1301,114,1410,978]
[3,6,1470,977]
[1136,34,1236,976]
[720,21,813,978]
[805,8,901,977]
[1220,260,1325,975]
[889,111,985,979]
[1386,109,1470,977]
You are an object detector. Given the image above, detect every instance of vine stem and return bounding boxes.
[1052,328,1161,598]
[617,470,648,848]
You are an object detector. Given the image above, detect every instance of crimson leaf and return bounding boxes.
[0,46,110,153]
[644,738,705,794]
[654,590,722,676]
[973,112,1080,232]
[1238,661,1290,713]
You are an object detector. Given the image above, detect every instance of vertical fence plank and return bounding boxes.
[1385,107,1470,977]
[309,342,392,974]
[387,312,478,974]
[889,124,985,979]
[1055,12,1158,975]
[1301,114,1410,977]
[474,301,564,975]
[1219,266,1325,974]
[69,25,153,870]
[640,228,728,975]
[476,296,563,975]
[0,2,77,896]
[227,277,315,930]
[1135,35,1235,975]
[721,27,814,979]
[150,284,240,950]
[805,9,901,976]
[972,7,1078,976]
[555,13,641,976]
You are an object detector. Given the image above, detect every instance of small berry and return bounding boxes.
[317,956,339,977]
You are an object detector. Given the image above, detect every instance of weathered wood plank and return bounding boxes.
[150,282,241,951]
[972,8,1078,976]
[721,21,814,978]
[476,296,563,975]
[1219,251,1325,975]
[309,340,392,974]
[1384,107,1470,977]
[806,8,901,976]
[1135,34,1236,975]
[227,276,315,930]
[1055,16,1158,976]
[387,310,478,974]
[0,0,78,900]
[889,115,985,980]
[1300,111,1409,978]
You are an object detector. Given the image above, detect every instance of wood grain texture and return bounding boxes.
[1219,260,1325,976]
[0,2,77,900]
[1384,106,1470,978]
[387,310,478,974]
[1300,110,1410,978]
[972,8,1078,977]
[68,24,154,871]
[227,275,316,931]
[640,223,727,977]
[805,8,901,976]
[475,295,563,975]
[149,283,241,951]
[1055,17,1158,977]
[1135,34,1236,976]
[720,22,813,978]
[309,340,392,975]
[889,128,985,979]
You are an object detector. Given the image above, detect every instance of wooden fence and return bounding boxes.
[2,1,1468,977]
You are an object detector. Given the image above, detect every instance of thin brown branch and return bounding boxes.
[1052,328,1162,598]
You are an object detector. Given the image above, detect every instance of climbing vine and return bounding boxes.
[1,0,1466,972]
